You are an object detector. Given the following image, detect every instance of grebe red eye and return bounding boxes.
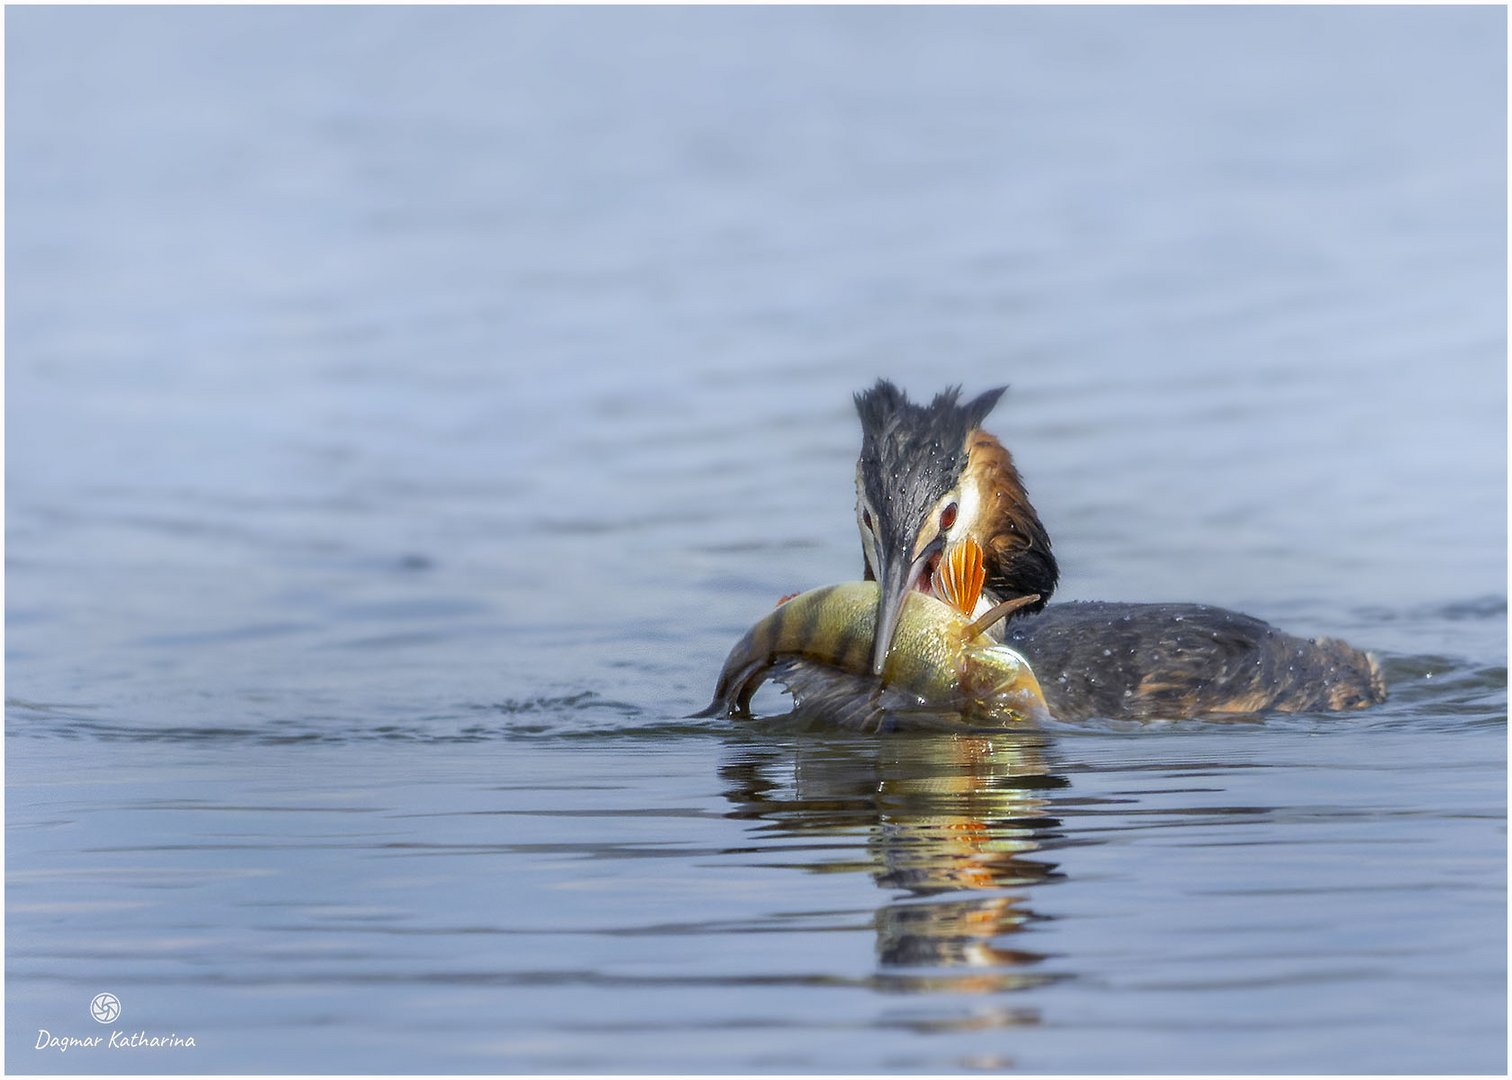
[939,502,958,531]
[862,510,873,530]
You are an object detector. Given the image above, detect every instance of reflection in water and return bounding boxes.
[720,730,1068,1008]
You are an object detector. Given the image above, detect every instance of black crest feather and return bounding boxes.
[853,379,1006,547]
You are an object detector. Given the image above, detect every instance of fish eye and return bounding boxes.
[939,502,958,531]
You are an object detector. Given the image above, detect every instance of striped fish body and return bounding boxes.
[694,582,1047,727]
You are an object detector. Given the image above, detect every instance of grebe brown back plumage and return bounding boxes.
[853,379,1385,722]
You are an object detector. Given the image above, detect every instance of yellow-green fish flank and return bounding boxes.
[694,582,1047,727]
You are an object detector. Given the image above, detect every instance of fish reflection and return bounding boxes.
[720,730,1068,1000]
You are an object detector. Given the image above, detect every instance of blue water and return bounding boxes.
[7,6,1506,1074]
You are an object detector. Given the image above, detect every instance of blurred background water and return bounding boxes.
[6,6,1506,1074]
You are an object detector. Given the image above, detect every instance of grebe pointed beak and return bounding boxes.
[870,533,942,677]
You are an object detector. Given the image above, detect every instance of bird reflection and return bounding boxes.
[720,729,1068,1002]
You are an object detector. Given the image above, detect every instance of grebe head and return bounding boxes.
[853,380,1008,676]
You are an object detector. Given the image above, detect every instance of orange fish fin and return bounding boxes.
[775,592,800,607]
[933,538,986,617]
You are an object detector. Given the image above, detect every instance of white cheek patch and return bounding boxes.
[951,482,984,547]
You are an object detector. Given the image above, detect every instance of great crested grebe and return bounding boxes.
[853,379,1385,722]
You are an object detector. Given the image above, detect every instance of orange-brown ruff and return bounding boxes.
[960,429,1058,612]
[854,380,1385,722]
